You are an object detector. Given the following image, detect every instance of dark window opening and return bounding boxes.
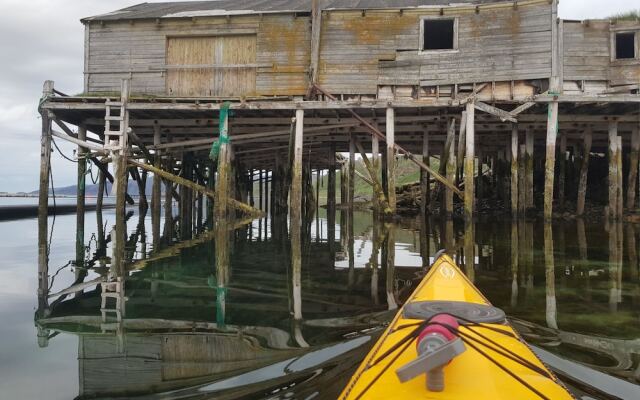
[423,19,455,51]
[615,32,636,60]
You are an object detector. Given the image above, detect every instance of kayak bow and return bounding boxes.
[340,253,574,400]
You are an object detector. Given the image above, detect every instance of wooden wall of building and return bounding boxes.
[318,1,553,94]
[85,15,310,96]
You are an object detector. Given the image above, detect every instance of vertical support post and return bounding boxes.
[386,107,396,213]
[576,127,592,216]
[76,125,87,271]
[421,130,430,217]
[608,121,619,219]
[544,94,559,220]
[215,110,230,221]
[328,147,336,253]
[616,136,624,217]
[445,119,456,217]
[511,125,519,215]
[151,124,162,246]
[37,80,54,320]
[518,144,526,216]
[558,132,567,210]
[627,126,640,210]
[349,135,355,206]
[525,129,534,209]
[112,79,130,273]
[163,159,174,240]
[372,132,380,213]
[290,109,304,320]
[464,103,475,220]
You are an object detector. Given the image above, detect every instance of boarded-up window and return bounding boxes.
[166,35,257,97]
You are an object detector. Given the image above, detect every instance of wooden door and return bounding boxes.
[166,35,257,97]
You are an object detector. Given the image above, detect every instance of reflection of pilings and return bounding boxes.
[511,220,519,308]
[544,222,558,330]
[464,220,474,283]
[385,223,397,310]
[608,221,623,312]
[420,214,429,268]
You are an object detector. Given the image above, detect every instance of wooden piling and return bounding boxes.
[163,159,174,241]
[76,125,87,269]
[372,132,380,213]
[445,119,456,217]
[421,130,430,217]
[386,107,396,213]
[349,135,355,206]
[464,103,475,220]
[38,80,54,318]
[290,109,304,320]
[616,136,623,217]
[576,127,592,216]
[627,126,640,210]
[525,129,534,209]
[215,110,230,222]
[511,125,519,215]
[608,121,619,219]
[385,223,397,310]
[518,144,526,216]
[151,124,161,245]
[544,99,559,220]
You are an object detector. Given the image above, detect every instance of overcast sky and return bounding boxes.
[0,0,637,192]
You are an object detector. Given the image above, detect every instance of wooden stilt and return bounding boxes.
[518,144,526,216]
[112,79,130,274]
[386,107,396,213]
[421,130,430,217]
[290,109,304,320]
[558,132,567,210]
[511,125,519,215]
[627,126,640,210]
[616,136,623,217]
[464,103,475,220]
[76,125,87,271]
[215,110,231,222]
[544,98,559,220]
[163,158,174,240]
[608,121,619,219]
[525,129,534,209]
[349,135,355,206]
[151,124,161,246]
[445,119,456,217]
[576,127,592,216]
[372,132,380,213]
[38,81,54,321]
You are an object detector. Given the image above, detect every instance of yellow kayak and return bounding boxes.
[340,253,574,400]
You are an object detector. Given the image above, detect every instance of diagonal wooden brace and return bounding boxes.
[352,137,393,216]
[312,84,463,199]
[129,159,264,217]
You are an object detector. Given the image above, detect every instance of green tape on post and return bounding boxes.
[209,102,232,162]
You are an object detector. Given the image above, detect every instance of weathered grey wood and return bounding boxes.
[421,130,430,217]
[474,101,518,123]
[76,125,87,272]
[626,126,640,210]
[608,121,619,219]
[511,125,519,215]
[348,135,355,207]
[464,103,475,220]
[151,124,162,244]
[544,96,559,220]
[445,119,456,217]
[290,110,304,320]
[525,129,534,209]
[309,0,323,85]
[576,127,592,216]
[386,107,396,213]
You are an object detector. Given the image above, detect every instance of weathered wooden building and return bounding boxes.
[37,0,639,285]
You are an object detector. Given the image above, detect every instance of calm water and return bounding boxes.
[0,203,639,399]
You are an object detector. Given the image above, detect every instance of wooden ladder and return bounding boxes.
[103,99,127,152]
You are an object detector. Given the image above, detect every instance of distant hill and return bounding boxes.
[30,178,155,197]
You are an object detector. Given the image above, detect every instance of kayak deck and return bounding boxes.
[340,254,574,400]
